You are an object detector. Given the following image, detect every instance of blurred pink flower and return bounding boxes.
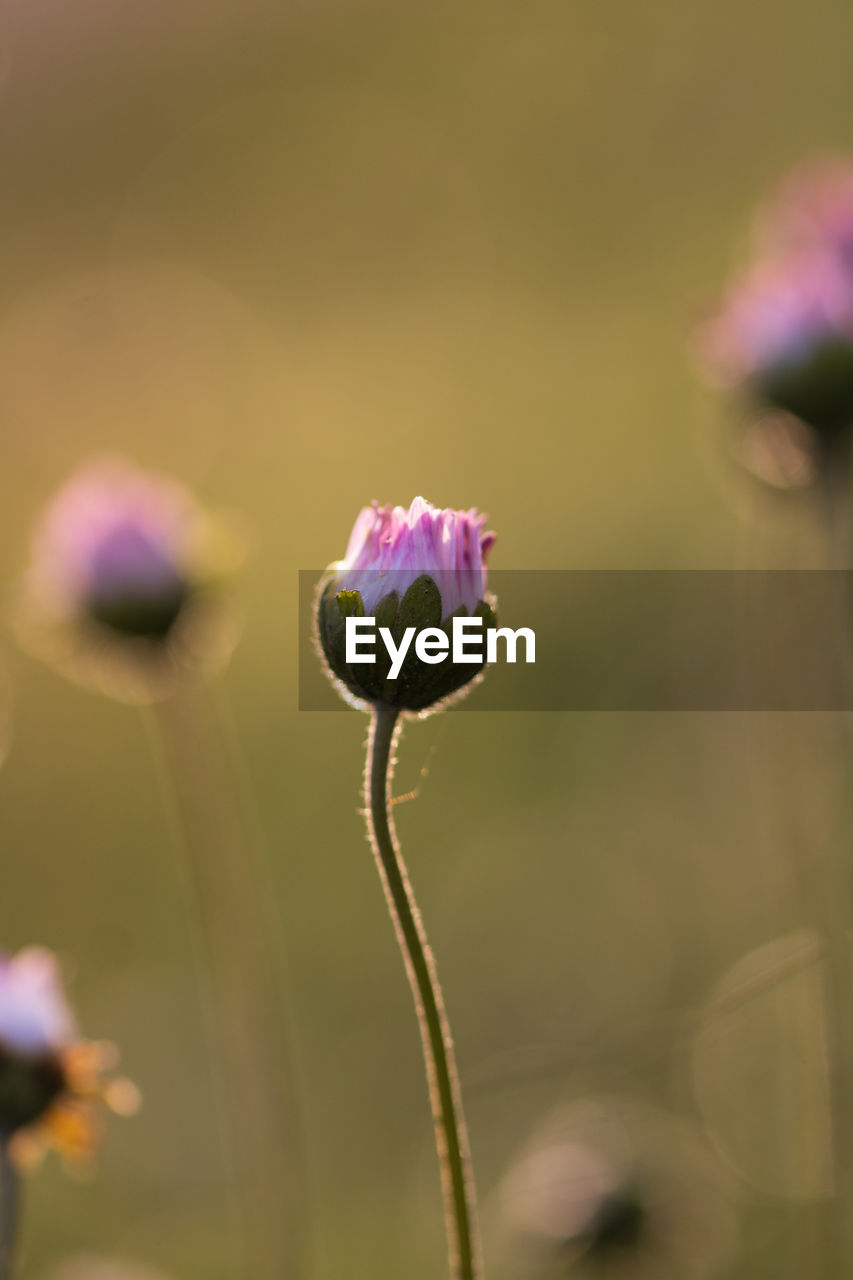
[0,949,75,1059]
[693,157,853,460]
[695,249,853,387]
[17,457,243,702]
[0,947,138,1161]
[336,496,496,619]
[27,458,205,639]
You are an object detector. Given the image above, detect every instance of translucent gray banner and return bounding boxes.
[299,570,853,710]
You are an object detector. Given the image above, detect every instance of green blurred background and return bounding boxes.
[1,0,853,1276]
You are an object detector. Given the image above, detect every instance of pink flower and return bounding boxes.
[17,457,242,702]
[695,250,853,387]
[0,949,75,1058]
[335,497,496,619]
[0,947,138,1152]
[693,157,853,451]
[27,458,203,639]
[317,497,497,713]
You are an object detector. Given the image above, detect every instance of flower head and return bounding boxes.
[695,158,853,461]
[0,948,75,1059]
[495,1098,736,1280]
[0,948,137,1161]
[340,498,495,618]
[17,458,242,702]
[697,251,853,387]
[317,497,496,713]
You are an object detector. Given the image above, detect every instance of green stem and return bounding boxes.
[364,703,481,1280]
[815,468,853,1269]
[0,1141,18,1280]
[144,686,311,1280]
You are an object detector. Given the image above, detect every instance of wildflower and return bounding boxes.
[694,158,853,473]
[16,457,241,702]
[316,496,496,712]
[0,948,138,1164]
[495,1098,736,1279]
[695,250,853,439]
[317,497,497,1277]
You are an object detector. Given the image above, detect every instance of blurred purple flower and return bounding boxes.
[695,250,853,388]
[0,949,75,1060]
[0,952,73,1059]
[338,496,496,618]
[17,458,242,702]
[694,157,853,460]
[0,947,138,1160]
[28,458,201,640]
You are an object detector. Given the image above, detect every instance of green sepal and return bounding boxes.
[474,597,498,631]
[387,597,497,711]
[442,604,467,632]
[316,568,499,713]
[396,575,442,641]
[374,590,400,633]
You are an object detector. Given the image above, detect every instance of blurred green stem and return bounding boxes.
[816,465,853,1268]
[365,704,482,1280]
[145,685,310,1280]
[0,1140,18,1280]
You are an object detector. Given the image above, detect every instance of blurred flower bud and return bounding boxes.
[316,496,496,713]
[0,949,138,1161]
[0,949,71,1134]
[696,250,853,442]
[494,1098,736,1279]
[16,457,244,702]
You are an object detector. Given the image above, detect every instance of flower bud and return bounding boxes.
[694,158,853,471]
[496,1099,736,1280]
[17,457,242,702]
[0,948,137,1161]
[0,949,75,1134]
[317,497,496,713]
[696,251,853,440]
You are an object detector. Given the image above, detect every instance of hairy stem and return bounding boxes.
[364,703,481,1280]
